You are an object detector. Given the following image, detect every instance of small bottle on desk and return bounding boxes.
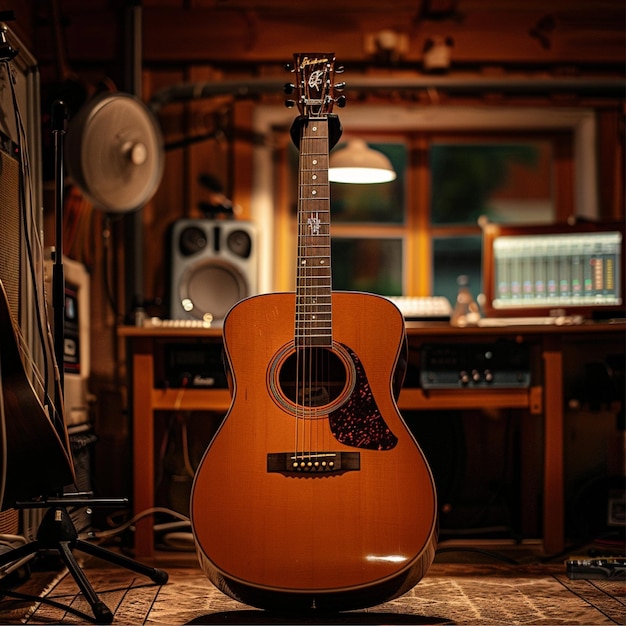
[450,275,482,327]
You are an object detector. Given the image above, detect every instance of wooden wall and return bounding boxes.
[1,0,624,501]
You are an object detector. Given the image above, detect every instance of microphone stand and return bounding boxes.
[51,100,66,424]
[0,100,168,626]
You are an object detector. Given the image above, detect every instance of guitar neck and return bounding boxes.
[295,117,332,349]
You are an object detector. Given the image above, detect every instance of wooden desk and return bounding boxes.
[119,321,624,557]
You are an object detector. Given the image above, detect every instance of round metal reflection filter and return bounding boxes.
[66,92,164,213]
[180,260,248,321]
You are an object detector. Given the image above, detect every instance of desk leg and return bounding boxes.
[132,339,155,558]
[543,336,564,555]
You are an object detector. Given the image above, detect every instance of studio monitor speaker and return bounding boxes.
[169,219,257,326]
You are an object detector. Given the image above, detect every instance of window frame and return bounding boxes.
[252,105,597,295]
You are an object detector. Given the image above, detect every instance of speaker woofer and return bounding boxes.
[179,260,247,323]
[169,219,257,326]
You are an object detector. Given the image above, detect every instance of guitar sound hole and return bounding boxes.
[277,347,349,409]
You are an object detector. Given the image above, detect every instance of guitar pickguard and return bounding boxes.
[329,344,398,451]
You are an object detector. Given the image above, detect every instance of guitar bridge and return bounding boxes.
[267,452,360,475]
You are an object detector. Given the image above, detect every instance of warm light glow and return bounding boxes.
[329,139,396,184]
[365,554,409,563]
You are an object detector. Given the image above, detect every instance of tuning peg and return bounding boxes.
[285,100,296,108]
[335,65,345,74]
[284,83,295,95]
[334,82,346,92]
[336,95,347,108]
[284,62,294,72]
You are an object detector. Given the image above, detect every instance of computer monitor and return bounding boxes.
[482,220,624,320]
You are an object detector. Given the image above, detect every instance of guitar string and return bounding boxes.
[316,122,329,460]
[0,60,46,505]
[7,311,49,401]
[298,120,332,463]
[294,127,304,464]
[4,60,59,426]
[7,62,42,350]
[303,129,315,463]
[297,129,313,463]
[4,59,71,465]
[318,119,331,462]
[295,63,334,466]
[319,119,332,460]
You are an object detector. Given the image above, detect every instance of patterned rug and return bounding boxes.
[0,562,623,624]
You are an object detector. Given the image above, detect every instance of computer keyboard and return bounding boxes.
[385,296,452,321]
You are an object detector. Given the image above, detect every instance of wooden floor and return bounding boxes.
[0,541,623,625]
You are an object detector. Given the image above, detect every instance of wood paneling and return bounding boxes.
[3,0,623,506]
[26,1,626,68]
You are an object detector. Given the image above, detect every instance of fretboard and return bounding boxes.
[295,117,332,348]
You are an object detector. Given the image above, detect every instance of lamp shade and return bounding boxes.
[329,139,396,184]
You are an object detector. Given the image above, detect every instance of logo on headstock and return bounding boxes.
[299,56,330,68]
[308,70,325,90]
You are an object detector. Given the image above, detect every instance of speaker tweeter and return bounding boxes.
[169,219,257,326]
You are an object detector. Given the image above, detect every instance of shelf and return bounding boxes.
[151,388,232,412]
[148,385,540,414]
[122,322,623,558]
[398,386,541,412]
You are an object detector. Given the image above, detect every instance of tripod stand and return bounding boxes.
[0,97,168,623]
[0,497,168,624]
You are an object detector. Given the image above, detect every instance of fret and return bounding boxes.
[297,254,331,260]
[299,200,330,209]
[297,283,332,290]
[300,172,329,182]
[295,314,332,322]
[296,316,331,322]
[296,305,332,310]
[295,115,332,349]
[296,300,331,306]
[297,268,331,273]
[296,327,332,334]
[297,282,331,288]
[297,264,331,272]
[296,299,332,306]
[297,299,332,305]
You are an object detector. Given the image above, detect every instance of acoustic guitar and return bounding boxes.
[191,53,437,612]
[0,278,75,509]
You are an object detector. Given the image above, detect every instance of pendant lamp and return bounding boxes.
[328,139,396,184]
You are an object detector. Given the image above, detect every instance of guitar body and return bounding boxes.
[191,291,437,612]
[0,280,75,509]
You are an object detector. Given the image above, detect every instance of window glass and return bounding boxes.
[330,142,407,224]
[430,141,555,225]
[432,236,483,304]
[331,238,403,295]
[283,131,566,300]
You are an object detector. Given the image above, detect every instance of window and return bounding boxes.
[326,133,570,304]
[331,237,403,295]
[256,106,591,299]
[430,140,555,226]
[330,141,407,296]
[429,136,565,303]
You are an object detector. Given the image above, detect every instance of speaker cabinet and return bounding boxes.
[169,219,257,326]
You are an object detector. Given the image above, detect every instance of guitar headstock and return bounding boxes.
[286,53,345,118]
